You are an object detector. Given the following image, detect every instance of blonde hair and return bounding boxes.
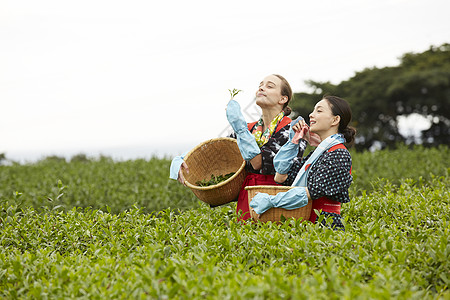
[273,74,293,116]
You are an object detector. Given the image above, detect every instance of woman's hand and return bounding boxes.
[292,119,307,133]
[309,132,321,147]
[177,162,189,186]
[292,119,311,144]
[292,120,321,146]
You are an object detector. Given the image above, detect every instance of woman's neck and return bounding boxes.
[317,129,339,142]
[261,107,282,131]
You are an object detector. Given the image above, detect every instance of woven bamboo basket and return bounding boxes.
[245,185,312,223]
[182,137,247,206]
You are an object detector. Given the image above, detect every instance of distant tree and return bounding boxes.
[291,43,450,150]
[97,154,113,162]
[70,153,90,163]
[0,153,6,164]
[387,44,450,146]
[42,155,66,163]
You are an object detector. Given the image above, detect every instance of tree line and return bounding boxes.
[291,43,450,151]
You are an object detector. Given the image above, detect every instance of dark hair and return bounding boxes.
[323,95,357,146]
[273,74,293,116]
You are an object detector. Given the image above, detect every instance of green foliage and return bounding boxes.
[0,146,448,214]
[0,146,447,214]
[350,144,450,195]
[0,153,6,164]
[0,146,448,298]
[196,172,235,187]
[228,88,242,99]
[291,43,450,150]
[0,157,200,214]
[42,155,66,163]
[70,153,90,163]
[0,175,448,298]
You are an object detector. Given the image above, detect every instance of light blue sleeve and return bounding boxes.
[169,151,189,180]
[226,100,247,134]
[235,130,261,161]
[274,142,299,174]
[226,100,260,161]
[273,116,303,174]
[249,187,309,215]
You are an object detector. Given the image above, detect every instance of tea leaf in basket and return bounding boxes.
[195,172,235,187]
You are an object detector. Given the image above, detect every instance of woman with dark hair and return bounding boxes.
[170,74,298,220]
[250,95,356,230]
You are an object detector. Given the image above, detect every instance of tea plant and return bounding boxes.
[0,157,200,214]
[350,144,449,194]
[0,174,448,298]
[0,146,448,298]
[228,88,242,99]
[0,145,447,213]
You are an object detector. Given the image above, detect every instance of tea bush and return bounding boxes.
[350,144,449,194]
[0,146,448,298]
[0,157,200,214]
[0,175,448,298]
[0,145,448,213]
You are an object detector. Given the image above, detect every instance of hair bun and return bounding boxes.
[342,126,357,146]
[283,106,292,116]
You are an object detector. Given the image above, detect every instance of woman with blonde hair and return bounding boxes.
[171,74,299,220]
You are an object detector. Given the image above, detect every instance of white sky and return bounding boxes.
[1,0,449,161]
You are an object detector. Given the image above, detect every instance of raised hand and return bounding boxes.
[177,161,189,186]
[226,99,260,161]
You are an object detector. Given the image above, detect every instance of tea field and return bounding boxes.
[0,145,449,299]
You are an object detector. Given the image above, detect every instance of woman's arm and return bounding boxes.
[249,186,310,214]
[250,154,262,170]
[169,151,189,185]
[228,130,262,170]
[274,139,308,184]
[273,118,311,182]
[274,172,288,183]
[226,100,261,161]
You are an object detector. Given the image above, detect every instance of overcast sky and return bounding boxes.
[1,0,449,161]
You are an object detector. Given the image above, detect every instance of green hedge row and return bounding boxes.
[0,174,448,298]
[0,145,448,214]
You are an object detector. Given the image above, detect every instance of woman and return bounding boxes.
[250,95,356,230]
[170,74,295,220]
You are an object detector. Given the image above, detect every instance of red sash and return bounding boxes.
[236,173,278,221]
[309,197,342,222]
[309,143,351,222]
[235,116,292,220]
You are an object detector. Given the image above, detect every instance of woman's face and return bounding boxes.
[309,99,339,134]
[255,75,287,109]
